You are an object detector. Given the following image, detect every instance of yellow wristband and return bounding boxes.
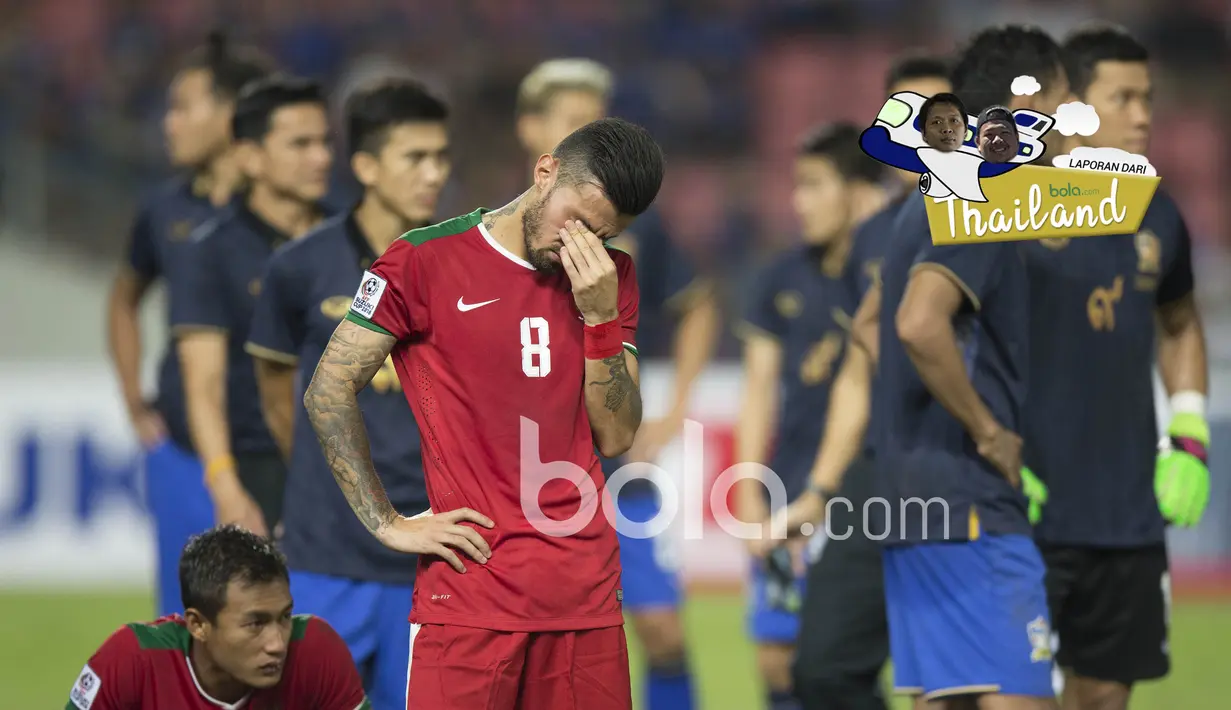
[204,455,236,483]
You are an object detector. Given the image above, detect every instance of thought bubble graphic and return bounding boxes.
[1052,102,1101,137]
[1011,75,1041,97]
[1052,146,1156,177]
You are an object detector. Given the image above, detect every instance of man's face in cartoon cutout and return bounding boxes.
[922,102,965,152]
[978,119,1019,163]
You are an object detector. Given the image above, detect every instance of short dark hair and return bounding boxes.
[797,123,884,184]
[921,92,968,126]
[180,525,289,622]
[232,74,326,143]
[1062,24,1149,98]
[950,25,1064,115]
[180,31,274,101]
[346,79,449,156]
[884,52,951,93]
[552,117,664,218]
[977,106,1019,136]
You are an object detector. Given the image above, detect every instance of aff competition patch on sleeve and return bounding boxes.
[350,271,387,319]
[69,664,102,709]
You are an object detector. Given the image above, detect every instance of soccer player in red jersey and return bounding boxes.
[68,526,369,710]
[302,117,665,709]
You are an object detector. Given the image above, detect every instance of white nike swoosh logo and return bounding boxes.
[457,297,500,312]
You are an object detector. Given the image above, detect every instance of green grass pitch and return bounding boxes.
[6,590,1228,709]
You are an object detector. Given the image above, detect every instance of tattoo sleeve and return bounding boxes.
[303,321,399,537]
[585,351,643,454]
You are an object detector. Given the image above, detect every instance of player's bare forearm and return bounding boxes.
[850,284,881,365]
[898,315,999,441]
[178,332,235,470]
[736,332,781,466]
[734,476,769,522]
[586,351,643,457]
[668,288,719,419]
[808,344,871,491]
[106,268,152,411]
[254,358,297,462]
[303,321,399,537]
[1157,294,1209,395]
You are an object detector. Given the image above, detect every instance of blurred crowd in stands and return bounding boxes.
[2,0,1229,344]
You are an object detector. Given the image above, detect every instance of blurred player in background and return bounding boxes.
[1021,25,1210,710]
[873,27,1069,709]
[515,58,718,710]
[105,32,271,617]
[767,52,950,710]
[734,122,885,710]
[305,117,664,709]
[781,26,1072,709]
[68,525,368,709]
[246,79,450,710]
[174,76,332,537]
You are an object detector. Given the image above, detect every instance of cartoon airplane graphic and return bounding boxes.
[859,91,1055,203]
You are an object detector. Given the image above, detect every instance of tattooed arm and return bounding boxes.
[305,320,495,569]
[303,320,400,538]
[585,349,643,457]
[555,219,645,458]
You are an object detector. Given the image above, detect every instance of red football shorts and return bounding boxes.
[405,623,631,710]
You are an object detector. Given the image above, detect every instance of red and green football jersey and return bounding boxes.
[67,614,370,710]
[345,210,640,632]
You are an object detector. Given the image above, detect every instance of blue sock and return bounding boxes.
[646,664,695,710]
[769,689,801,710]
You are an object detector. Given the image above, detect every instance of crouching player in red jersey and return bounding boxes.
[67,525,369,710]
[302,117,665,710]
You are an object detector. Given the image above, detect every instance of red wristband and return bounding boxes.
[584,320,624,359]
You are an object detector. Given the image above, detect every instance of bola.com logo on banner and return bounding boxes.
[1048,181,1100,198]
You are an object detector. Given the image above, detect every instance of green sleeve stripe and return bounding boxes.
[127,620,191,651]
[400,208,486,246]
[354,698,374,710]
[623,343,638,357]
[291,614,311,641]
[344,312,393,337]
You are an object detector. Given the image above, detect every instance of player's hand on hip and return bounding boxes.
[377,508,495,573]
[559,220,619,325]
[976,425,1023,487]
[210,475,270,538]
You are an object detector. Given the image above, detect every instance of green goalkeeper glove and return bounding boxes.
[1156,412,1211,528]
[1020,466,1048,525]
